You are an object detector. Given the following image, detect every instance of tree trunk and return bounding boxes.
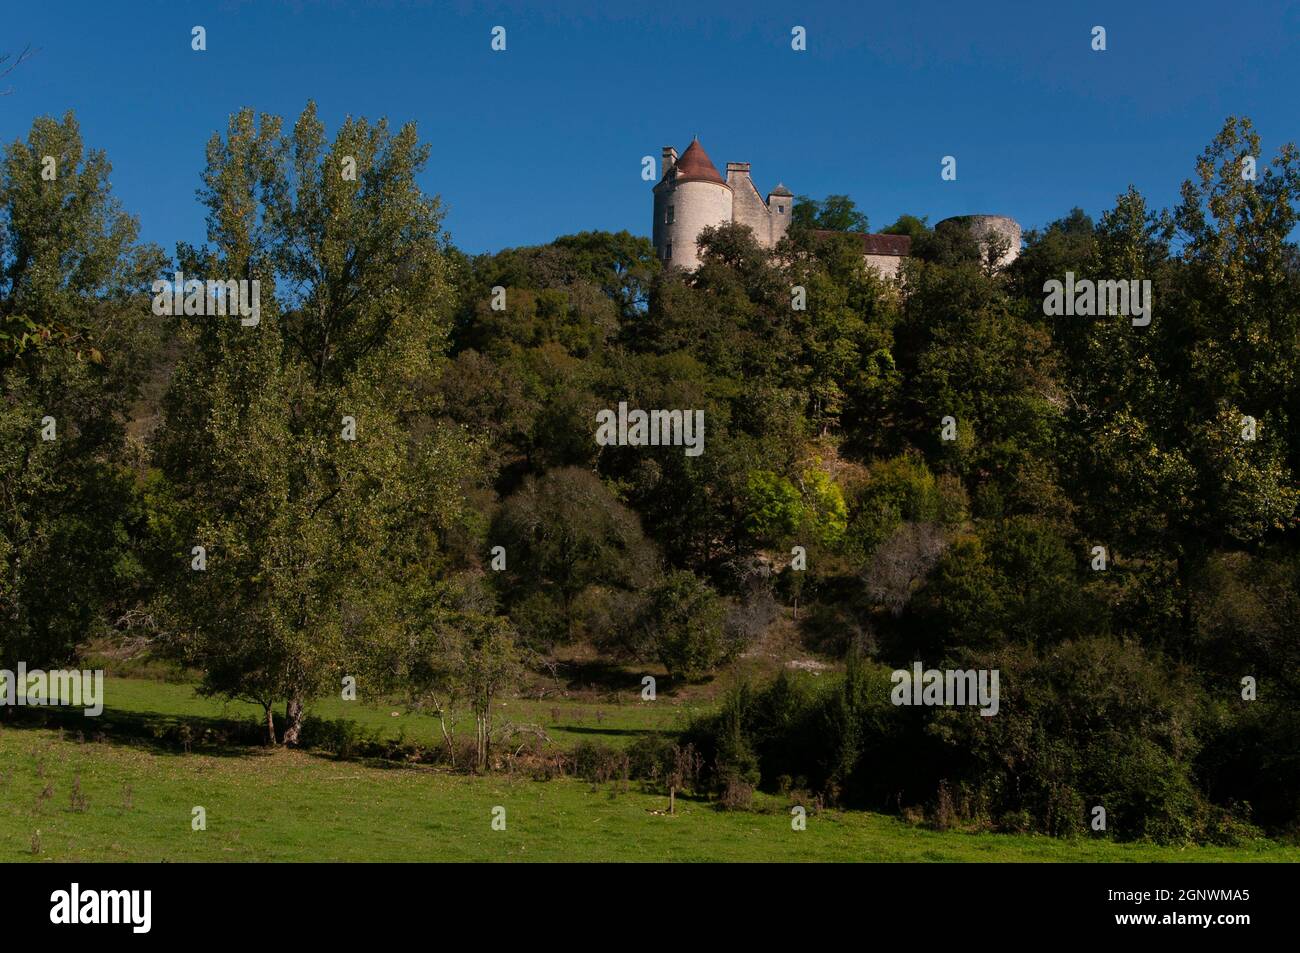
[282,696,305,746]
[478,712,488,774]
[475,712,489,773]
[264,705,277,747]
[431,697,456,767]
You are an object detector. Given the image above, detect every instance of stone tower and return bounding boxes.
[652,139,733,269]
[935,214,1022,269]
[653,138,794,269]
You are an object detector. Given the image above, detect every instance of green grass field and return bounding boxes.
[2,676,1297,862]
[84,675,694,750]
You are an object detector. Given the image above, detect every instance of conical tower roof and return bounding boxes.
[672,139,726,185]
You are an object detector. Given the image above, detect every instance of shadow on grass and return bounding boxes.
[1,703,274,760]
[554,657,689,694]
[0,695,684,777]
[2,702,505,778]
[558,725,663,739]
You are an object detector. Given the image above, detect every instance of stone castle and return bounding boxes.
[652,138,1021,276]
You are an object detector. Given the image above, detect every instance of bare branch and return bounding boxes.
[0,45,38,96]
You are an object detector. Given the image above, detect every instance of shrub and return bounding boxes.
[744,470,803,541]
[745,463,848,549]
[626,733,677,784]
[848,453,966,558]
[683,638,1245,843]
[640,570,730,681]
[796,464,848,548]
[570,740,626,783]
[712,684,761,795]
[299,716,384,760]
[929,638,1218,843]
[1199,698,1300,834]
[719,777,755,811]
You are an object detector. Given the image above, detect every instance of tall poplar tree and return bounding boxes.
[0,112,163,669]
[154,104,485,743]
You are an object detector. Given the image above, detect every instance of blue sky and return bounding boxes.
[2,0,1298,257]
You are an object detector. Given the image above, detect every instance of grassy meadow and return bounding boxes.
[1,675,1297,863]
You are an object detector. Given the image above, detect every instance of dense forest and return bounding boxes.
[1,105,1297,842]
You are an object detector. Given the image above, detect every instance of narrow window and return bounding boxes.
[778,205,785,214]
[665,242,673,260]
[666,205,675,224]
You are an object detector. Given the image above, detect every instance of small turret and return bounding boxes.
[767,183,793,244]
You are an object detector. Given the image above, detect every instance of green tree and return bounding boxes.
[1059,120,1300,645]
[155,103,478,744]
[0,112,164,668]
[744,470,802,541]
[797,463,848,548]
[791,194,869,233]
[639,570,730,681]
[881,214,930,241]
[492,467,657,648]
[405,584,520,773]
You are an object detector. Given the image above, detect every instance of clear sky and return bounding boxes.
[2,0,1297,257]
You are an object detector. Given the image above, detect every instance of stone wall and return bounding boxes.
[864,254,905,279]
[936,214,1022,268]
[726,163,775,246]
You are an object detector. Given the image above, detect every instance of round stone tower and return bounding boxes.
[652,138,732,269]
[936,214,1022,269]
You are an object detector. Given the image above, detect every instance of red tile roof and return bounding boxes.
[672,139,726,185]
[812,229,912,257]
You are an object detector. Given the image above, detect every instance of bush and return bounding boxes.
[683,638,1249,843]
[1198,698,1300,834]
[718,777,755,811]
[796,464,848,548]
[847,453,966,558]
[744,470,803,541]
[687,661,922,810]
[626,733,677,784]
[640,570,731,681]
[299,716,385,760]
[929,639,1219,843]
[712,684,761,795]
[744,463,848,549]
[569,740,626,783]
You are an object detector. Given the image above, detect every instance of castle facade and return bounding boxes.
[651,138,1020,276]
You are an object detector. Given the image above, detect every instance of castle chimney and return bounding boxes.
[725,161,751,185]
[662,146,678,175]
